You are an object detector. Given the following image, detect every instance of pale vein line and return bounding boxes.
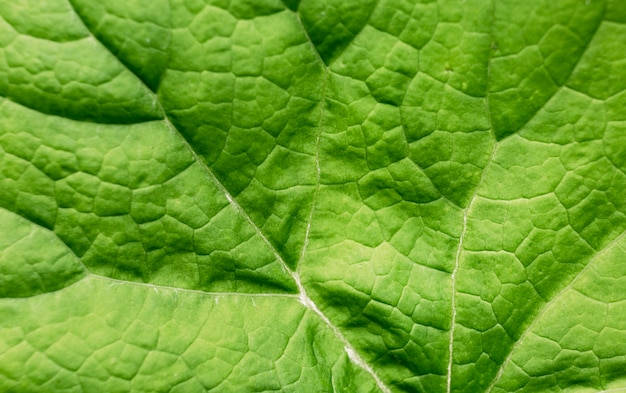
[446,12,499,385]
[446,140,498,393]
[19,274,303,300]
[298,62,327,269]
[485,230,626,393]
[599,387,626,393]
[94,275,301,298]
[296,280,392,393]
[293,10,391,393]
[159,114,298,284]
[446,194,472,393]
[448,5,500,389]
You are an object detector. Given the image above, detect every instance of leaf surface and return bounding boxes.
[1,0,626,392]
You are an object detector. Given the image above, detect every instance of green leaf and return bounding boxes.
[1,0,626,392]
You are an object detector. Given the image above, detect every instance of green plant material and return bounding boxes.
[1,0,626,392]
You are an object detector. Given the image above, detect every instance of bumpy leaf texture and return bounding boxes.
[1,0,626,392]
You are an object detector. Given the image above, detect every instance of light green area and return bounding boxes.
[1,0,625,392]
[0,278,378,392]
[0,208,86,298]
